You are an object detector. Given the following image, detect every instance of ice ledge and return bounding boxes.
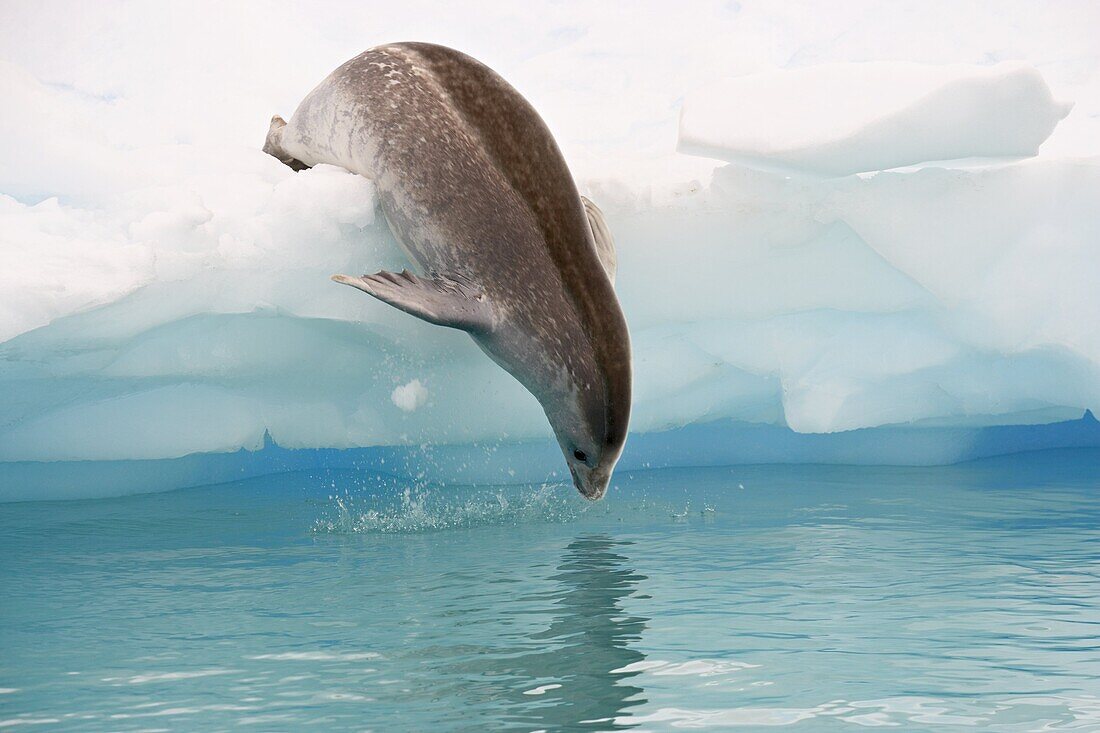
[678,62,1072,176]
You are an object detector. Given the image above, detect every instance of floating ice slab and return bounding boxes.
[678,62,1072,176]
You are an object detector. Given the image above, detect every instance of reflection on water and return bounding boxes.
[421,534,649,730]
[507,535,648,731]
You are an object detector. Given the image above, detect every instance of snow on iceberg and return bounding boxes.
[678,62,1072,176]
[392,380,429,413]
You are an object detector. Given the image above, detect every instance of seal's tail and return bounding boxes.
[262,115,310,171]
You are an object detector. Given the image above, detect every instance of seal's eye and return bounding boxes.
[573,449,587,462]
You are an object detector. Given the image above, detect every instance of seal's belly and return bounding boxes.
[373,160,520,281]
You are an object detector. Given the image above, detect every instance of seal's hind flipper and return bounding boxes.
[581,196,616,285]
[263,115,311,171]
[332,270,494,333]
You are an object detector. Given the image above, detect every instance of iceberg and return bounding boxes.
[1,55,1098,501]
[678,62,1073,176]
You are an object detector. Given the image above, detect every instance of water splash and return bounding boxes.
[311,481,591,534]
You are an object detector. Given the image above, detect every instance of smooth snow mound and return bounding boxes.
[678,62,1072,176]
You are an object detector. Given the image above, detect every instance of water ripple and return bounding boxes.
[1,454,1098,731]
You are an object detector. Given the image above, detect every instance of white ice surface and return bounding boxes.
[679,62,1072,176]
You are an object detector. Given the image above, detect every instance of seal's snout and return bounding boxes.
[569,463,611,501]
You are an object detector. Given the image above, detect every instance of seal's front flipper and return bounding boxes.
[581,196,616,285]
[332,270,494,333]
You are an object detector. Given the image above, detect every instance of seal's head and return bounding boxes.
[550,378,629,501]
[564,444,616,501]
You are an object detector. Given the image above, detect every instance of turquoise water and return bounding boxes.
[2,450,1099,731]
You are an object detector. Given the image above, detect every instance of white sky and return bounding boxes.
[1,0,1097,201]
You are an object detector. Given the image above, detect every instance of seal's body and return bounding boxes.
[264,43,630,499]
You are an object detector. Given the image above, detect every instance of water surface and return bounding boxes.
[2,450,1099,730]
